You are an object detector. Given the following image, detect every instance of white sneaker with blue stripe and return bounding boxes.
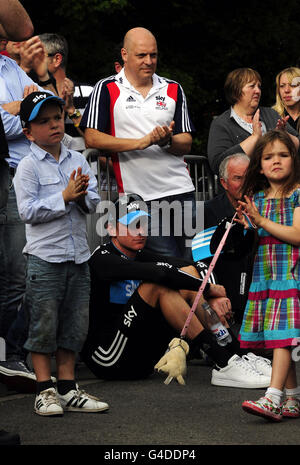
[58,385,109,413]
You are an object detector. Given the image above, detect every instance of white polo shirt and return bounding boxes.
[81,68,195,201]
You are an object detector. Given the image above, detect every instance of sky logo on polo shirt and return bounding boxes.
[155,95,167,110]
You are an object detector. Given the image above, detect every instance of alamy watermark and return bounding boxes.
[95,199,204,246]
[291,77,300,102]
[291,338,300,362]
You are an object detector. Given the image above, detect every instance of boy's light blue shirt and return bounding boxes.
[0,55,48,168]
[13,142,101,264]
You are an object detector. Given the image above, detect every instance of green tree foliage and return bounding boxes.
[24,0,300,153]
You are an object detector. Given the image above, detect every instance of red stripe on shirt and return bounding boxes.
[167,83,178,101]
[107,82,123,193]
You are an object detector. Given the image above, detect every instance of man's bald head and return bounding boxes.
[123,27,157,53]
[121,27,158,87]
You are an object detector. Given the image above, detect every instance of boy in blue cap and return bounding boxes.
[14,91,109,416]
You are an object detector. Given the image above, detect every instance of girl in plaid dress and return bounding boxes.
[236,130,300,421]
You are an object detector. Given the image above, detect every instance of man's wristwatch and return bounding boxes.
[68,109,81,119]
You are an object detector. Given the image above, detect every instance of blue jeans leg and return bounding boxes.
[0,160,9,337]
[0,160,9,212]
[4,299,29,360]
[0,177,27,360]
[24,256,90,354]
[2,180,26,332]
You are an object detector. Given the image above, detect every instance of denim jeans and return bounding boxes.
[145,192,199,260]
[24,255,90,354]
[0,174,26,352]
[0,161,9,342]
[0,160,9,213]
[4,299,29,360]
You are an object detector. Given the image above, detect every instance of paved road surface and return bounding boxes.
[1,357,300,456]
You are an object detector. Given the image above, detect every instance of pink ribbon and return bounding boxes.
[180,213,237,338]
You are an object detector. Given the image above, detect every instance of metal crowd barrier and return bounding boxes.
[83,150,218,252]
[184,155,217,200]
[84,148,103,196]
[84,148,105,251]
[84,150,218,202]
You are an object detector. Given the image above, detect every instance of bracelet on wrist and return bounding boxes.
[38,77,53,86]
[38,73,56,86]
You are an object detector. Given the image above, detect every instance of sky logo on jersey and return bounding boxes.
[191,226,217,261]
[123,305,137,327]
[156,101,166,108]
[110,279,141,304]
[156,95,167,109]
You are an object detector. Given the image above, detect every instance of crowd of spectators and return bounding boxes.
[1,0,300,443]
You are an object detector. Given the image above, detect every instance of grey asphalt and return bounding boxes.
[1,357,300,452]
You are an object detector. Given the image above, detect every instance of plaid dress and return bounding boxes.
[239,189,300,349]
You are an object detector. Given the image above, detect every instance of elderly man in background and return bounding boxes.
[204,153,253,328]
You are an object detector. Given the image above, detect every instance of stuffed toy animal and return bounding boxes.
[154,337,189,385]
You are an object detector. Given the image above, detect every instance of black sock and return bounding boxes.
[57,379,77,395]
[36,379,55,394]
[190,329,232,368]
[225,328,248,357]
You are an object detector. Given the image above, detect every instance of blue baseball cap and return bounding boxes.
[109,194,150,226]
[20,91,65,127]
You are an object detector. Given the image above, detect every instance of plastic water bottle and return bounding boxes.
[202,302,232,346]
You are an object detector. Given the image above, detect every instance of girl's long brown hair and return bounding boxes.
[242,130,300,198]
